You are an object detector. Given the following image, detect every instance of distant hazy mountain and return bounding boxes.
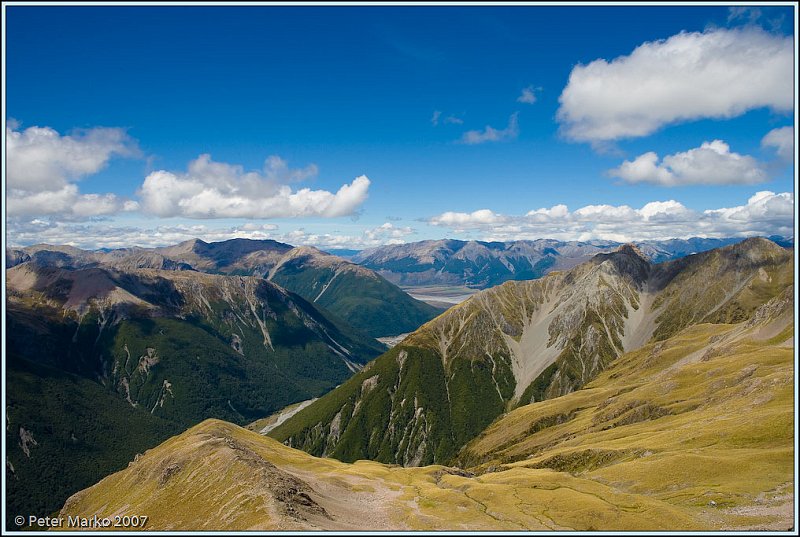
[5,260,384,527]
[322,248,361,259]
[7,238,440,337]
[271,238,793,466]
[352,236,785,288]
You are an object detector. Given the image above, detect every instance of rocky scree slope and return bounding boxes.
[271,238,793,467]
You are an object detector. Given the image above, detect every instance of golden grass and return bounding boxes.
[57,303,794,531]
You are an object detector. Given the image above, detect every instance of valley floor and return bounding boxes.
[402,285,479,309]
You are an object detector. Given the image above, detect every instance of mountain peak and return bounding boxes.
[734,236,787,254]
[591,242,651,283]
[711,236,791,267]
[615,242,646,259]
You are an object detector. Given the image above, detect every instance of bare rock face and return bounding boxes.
[18,427,38,458]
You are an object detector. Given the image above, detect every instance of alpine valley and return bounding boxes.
[7,237,793,531]
[5,238,433,526]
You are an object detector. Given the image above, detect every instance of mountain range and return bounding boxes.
[7,238,440,338]
[270,238,793,467]
[4,235,794,531]
[56,262,794,530]
[5,254,393,526]
[7,237,439,527]
[353,236,792,289]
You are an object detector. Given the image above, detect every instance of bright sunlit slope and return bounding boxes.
[57,283,794,531]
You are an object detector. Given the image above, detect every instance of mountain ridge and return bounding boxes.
[270,238,793,467]
[6,238,440,337]
[56,279,794,530]
[352,236,790,289]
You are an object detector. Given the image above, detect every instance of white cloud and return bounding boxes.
[5,220,281,250]
[243,222,416,250]
[364,222,415,243]
[517,86,537,104]
[761,126,794,162]
[705,191,794,225]
[557,27,793,143]
[5,219,418,251]
[138,154,370,219]
[608,140,767,186]
[431,110,442,126]
[430,209,507,231]
[443,115,464,125]
[6,123,140,218]
[460,113,519,144]
[428,191,793,241]
[526,204,569,220]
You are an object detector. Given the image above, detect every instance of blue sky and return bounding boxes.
[4,4,796,250]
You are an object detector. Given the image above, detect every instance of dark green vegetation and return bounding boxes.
[6,356,182,528]
[273,343,514,465]
[268,248,440,337]
[5,262,384,529]
[153,238,440,336]
[272,239,794,468]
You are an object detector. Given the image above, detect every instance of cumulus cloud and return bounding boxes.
[761,126,794,162]
[460,113,519,144]
[557,27,793,143]
[517,86,537,104]
[138,154,370,219]
[273,223,416,250]
[608,140,767,186]
[263,155,318,183]
[6,123,140,218]
[431,209,507,229]
[428,191,793,241]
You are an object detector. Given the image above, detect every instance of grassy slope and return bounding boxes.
[272,240,793,468]
[57,419,707,531]
[455,291,794,529]
[59,290,794,532]
[58,287,793,531]
[651,239,793,341]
